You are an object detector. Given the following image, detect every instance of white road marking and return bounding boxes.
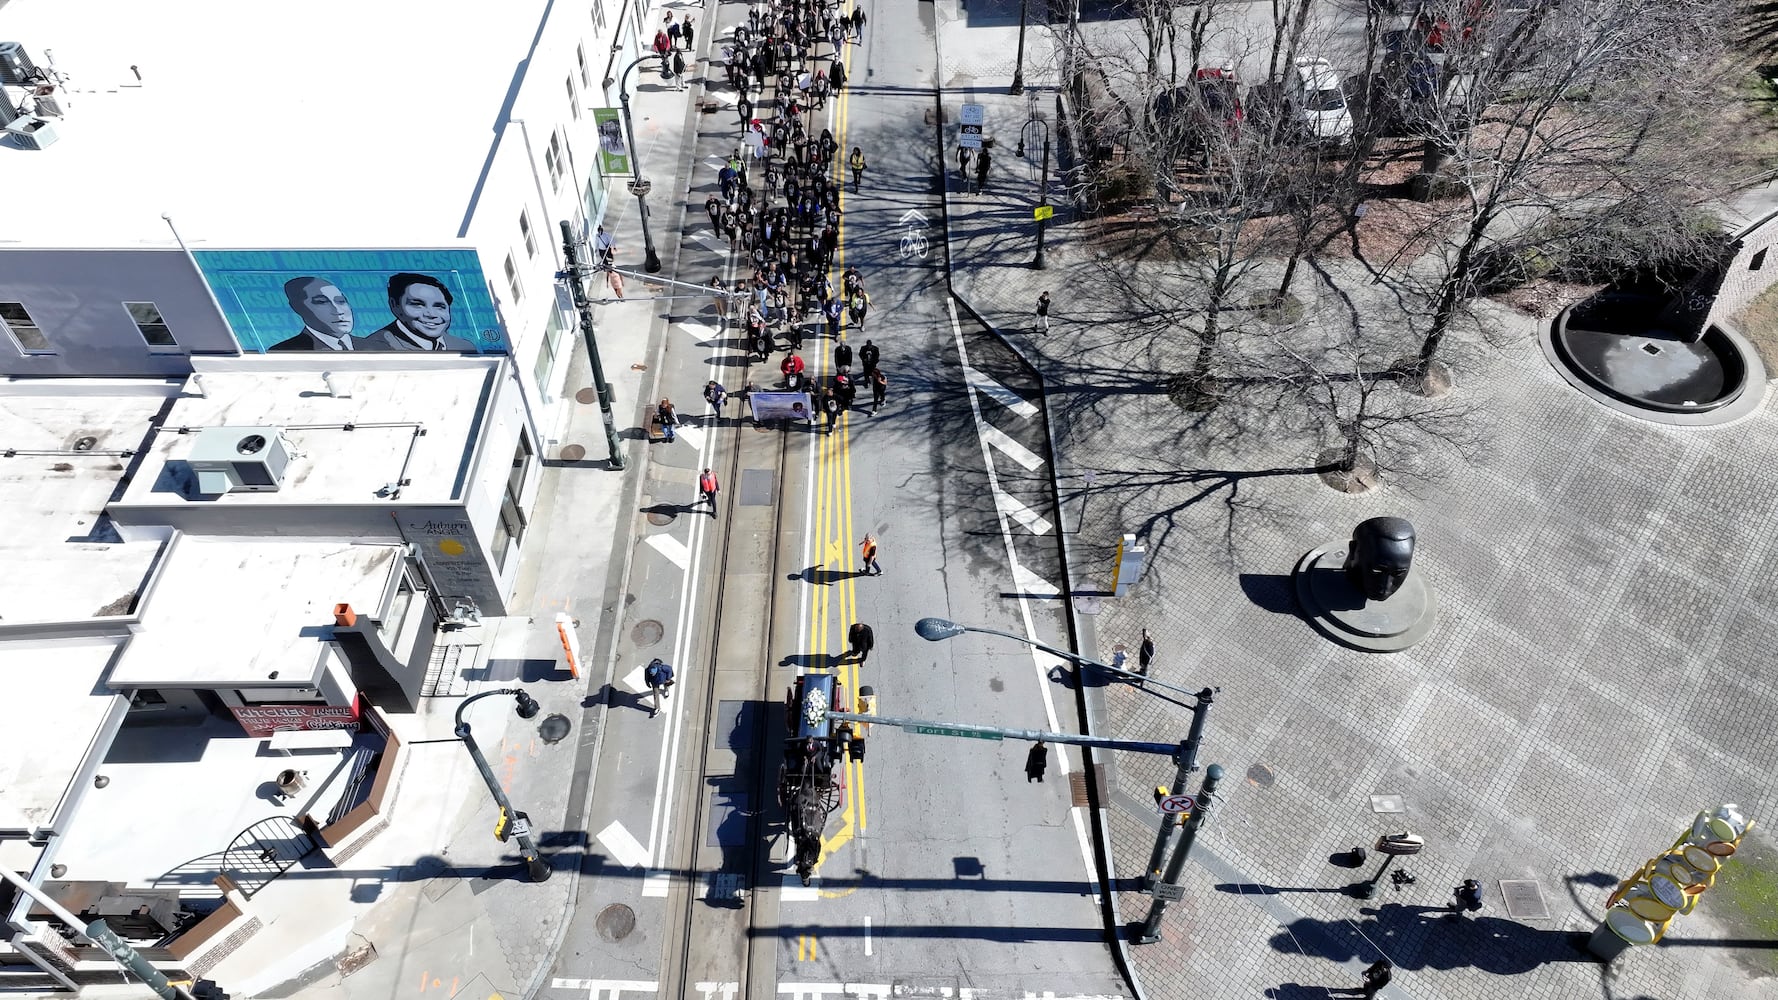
[645,532,690,570]
[548,980,657,998]
[595,820,651,870]
[692,231,729,253]
[983,425,1045,471]
[675,424,706,451]
[964,365,1037,418]
[642,869,670,897]
[1012,559,1060,597]
[780,874,819,901]
[863,915,872,956]
[677,320,719,341]
[947,299,1101,904]
[694,985,740,1000]
[622,662,650,692]
[995,488,1053,535]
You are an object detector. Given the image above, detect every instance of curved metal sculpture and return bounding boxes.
[1343,516,1417,601]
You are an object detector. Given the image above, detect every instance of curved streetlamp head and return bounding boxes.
[514,690,541,719]
[914,617,968,642]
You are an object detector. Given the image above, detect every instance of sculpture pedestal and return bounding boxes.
[1293,542,1437,652]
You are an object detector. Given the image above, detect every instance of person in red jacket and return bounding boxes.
[780,353,805,388]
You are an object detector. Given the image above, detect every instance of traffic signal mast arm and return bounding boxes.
[818,710,1182,759]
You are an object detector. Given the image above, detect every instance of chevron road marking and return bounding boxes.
[994,487,1053,535]
[644,532,690,569]
[964,365,1038,418]
[983,425,1044,471]
[594,820,650,870]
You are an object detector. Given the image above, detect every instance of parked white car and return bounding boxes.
[1286,57,1354,146]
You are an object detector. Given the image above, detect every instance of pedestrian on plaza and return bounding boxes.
[957,145,974,188]
[698,467,720,516]
[656,398,679,443]
[829,56,847,92]
[737,94,754,130]
[666,13,682,50]
[703,378,727,416]
[850,6,866,39]
[672,49,687,91]
[653,27,672,63]
[1451,879,1484,915]
[870,368,887,413]
[821,387,841,432]
[823,296,843,339]
[594,224,616,265]
[709,277,730,327]
[607,267,625,300]
[848,146,866,193]
[1036,290,1051,332]
[705,194,724,231]
[835,368,857,410]
[643,657,675,717]
[1025,741,1048,782]
[847,621,875,663]
[833,340,853,370]
[1138,628,1155,674]
[975,145,992,194]
[860,534,880,576]
[859,339,880,373]
[1357,959,1392,999]
[780,352,806,389]
[847,288,871,330]
[682,16,696,52]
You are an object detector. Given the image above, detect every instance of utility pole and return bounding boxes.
[1136,764,1224,944]
[560,221,625,469]
[1017,118,1052,270]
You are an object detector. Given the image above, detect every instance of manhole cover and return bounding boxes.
[1499,879,1550,919]
[596,903,636,941]
[538,713,572,744]
[575,387,599,404]
[1247,764,1275,788]
[632,619,664,646]
[1370,794,1406,813]
[647,511,676,526]
[560,443,587,462]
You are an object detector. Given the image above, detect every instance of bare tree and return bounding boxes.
[1379,0,1750,372]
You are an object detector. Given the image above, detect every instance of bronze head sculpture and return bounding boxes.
[1344,517,1416,601]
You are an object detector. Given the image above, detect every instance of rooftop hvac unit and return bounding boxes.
[0,89,17,128]
[187,426,292,496]
[5,114,57,149]
[0,43,39,87]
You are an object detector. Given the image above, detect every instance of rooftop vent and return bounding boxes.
[186,426,291,496]
[0,43,41,87]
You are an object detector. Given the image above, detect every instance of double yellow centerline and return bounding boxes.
[809,38,866,880]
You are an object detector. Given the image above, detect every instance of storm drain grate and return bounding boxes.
[1068,765,1104,807]
[1499,879,1550,919]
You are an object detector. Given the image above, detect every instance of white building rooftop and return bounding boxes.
[0,0,552,248]
[0,382,171,623]
[115,363,498,508]
[0,637,126,836]
[108,536,403,689]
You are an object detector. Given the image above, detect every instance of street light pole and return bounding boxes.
[559,221,625,470]
[1135,763,1224,944]
[1017,119,1051,270]
[0,869,196,1000]
[1010,0,1029,95]
[456,688,552,882]
[913,616,1206,701]
[1141,689,1213,886]
[617,56,663,273]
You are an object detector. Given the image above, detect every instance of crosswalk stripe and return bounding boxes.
[964,366,1037,418]
[674,424,705,451]
[995,488,1053,535]
[645,532,690,569]
[691,230,728,253]
[595,821,650,870]
[779,874,819,901]
[676,320,718,342]
[983,425,1044,471]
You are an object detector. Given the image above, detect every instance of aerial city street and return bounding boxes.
[0,0,1775,999]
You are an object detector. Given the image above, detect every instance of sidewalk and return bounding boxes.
[205,5,721,999]
[935,7,1778,1000]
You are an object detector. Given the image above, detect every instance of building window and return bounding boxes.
[519,210,537,258]
[505,254,524,303]
[508,431,535,510]
[566,74,580,119]
[0,302,51,354]
[534,307,568,400]
[578,44,590,88]
[547,131,568,188]
[591,0,606,31]
[124,301,179,351]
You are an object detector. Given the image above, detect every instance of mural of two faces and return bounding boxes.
[193,250,509,354]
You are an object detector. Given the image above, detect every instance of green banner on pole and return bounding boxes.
[593,108,631,176]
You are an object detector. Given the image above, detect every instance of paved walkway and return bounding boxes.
[934,7,1778,1000]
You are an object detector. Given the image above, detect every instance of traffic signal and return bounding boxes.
[495,807,511,843]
